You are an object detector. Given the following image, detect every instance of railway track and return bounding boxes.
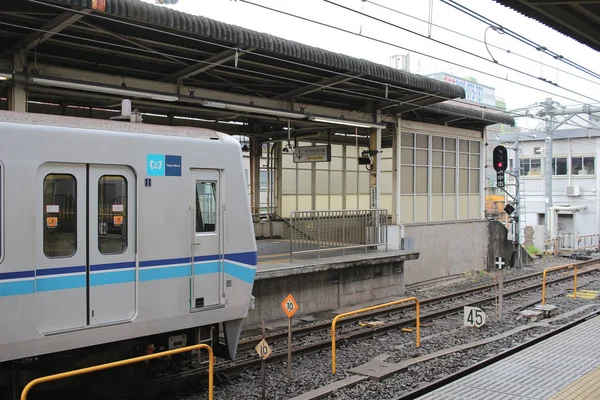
[108,258,600,399]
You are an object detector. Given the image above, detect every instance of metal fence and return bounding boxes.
[289,209,388,261]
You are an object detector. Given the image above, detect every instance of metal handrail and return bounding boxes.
[330,297,420,374]
[541,264,577,305]
[21,344,214,400]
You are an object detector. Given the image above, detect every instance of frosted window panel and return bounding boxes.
[401,166,414,194]
[382,148,393,158]
[470,140,480,154]
[330,157,343,171]
[358,172,370,193]
[445,152,456,167]
[444,196,455,221]
[445,168,455,193]
[401,148,414,164]
[381,194,393,213]
[381,172,393,194]
[432,136,443,150]
[331,195,343,210]
[416,150,428,165]
[316,171,329,194]
[400,196,414,223]
[459,139,469,153]
[459,169,469,193]
[346,157,358,171]
[332,144,343,157]
[298,170,312,194]
[346,195,358,210]
[316,160,329,170]
[431,195,443,221]
[382,158,393,172]
[282,169,297,194]
[282,153,296,168]
[416,134,428,149]
[402,132,414,147]
[358,195,370,209]
[469,195,481,219]
[298,195,312,211]
[281,195,297,217]
[432,151,443,166]
[298,158,311,169]
[416,167,428,194]
[432,167,443,193]
[458,195,469,219]
[415,195,428,222]
[445,137,456,151]
[330,171,343,195]
[316,195,329,210]
[459,154,469,168]
[346,171,358,193]
[470,170,480,193]
[470,154,480,168]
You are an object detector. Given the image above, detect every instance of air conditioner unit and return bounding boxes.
[565,185,581,196]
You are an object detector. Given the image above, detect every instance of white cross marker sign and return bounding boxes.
[495,256,505,270]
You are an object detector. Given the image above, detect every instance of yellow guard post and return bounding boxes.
[541,264,577,305]
[330,297,420,374]
[21,343,214,400]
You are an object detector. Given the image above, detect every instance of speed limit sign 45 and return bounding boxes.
[464,306,486,328]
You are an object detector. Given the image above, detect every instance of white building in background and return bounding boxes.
[498,128,600,249]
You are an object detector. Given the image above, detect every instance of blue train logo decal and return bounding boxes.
[147,154,182,176]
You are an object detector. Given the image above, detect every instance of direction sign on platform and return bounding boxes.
[255,339,272,360]
[464,306,486,328]
[293,145,331,163]
[281,293,298,318]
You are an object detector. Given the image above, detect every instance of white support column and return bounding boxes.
[8,51,27,112]
[392,115,401,225]
[370,110,382,210]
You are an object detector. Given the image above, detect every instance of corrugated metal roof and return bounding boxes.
[423,102,515,126]
[46,0,466,99]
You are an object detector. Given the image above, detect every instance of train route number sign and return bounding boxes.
[255,339,272,360]
[281,294,298,318]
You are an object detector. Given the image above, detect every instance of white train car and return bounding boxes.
[0,110,257,392]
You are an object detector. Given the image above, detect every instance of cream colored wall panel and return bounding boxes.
[345,195,358,210]
[282,169,296,194]
[331,195,343,210]
[331,171,343,194]
[431,195,443,221]
[381,172,393,194]
[282,153,295,168]
[381,194,392,213]
[469,195,481,219]
[346,171,358,193]
[458,195,469,219]
[401,196,414,223]
[358,194,370,209]
[316,170,329,194]
[316,195,329,210]
[298,195,312,211]
[444,196,455,221]
[281,195,296,217]
[298,170,312,194]
[415,195,428,222]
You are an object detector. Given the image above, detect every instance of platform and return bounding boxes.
[416,313,600,399]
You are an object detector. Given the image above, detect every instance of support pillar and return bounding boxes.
[392,115,401,225]
[250,138,262,223]
[8,51,27,112]
[369,110,382,210]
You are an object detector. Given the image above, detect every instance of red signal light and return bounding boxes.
[497,162,503,168]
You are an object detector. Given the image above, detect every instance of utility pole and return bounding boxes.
[536,99,600,240]
[513,135,523,268]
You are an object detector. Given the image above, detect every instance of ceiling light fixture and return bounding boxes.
[0,72,12,80]
[308,115,386,129]
[197,100,306,119]
[30,77,179,102]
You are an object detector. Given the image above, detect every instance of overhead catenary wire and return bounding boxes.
[364,0,600,88]
[15,0,599,130]
[322,0,600,104]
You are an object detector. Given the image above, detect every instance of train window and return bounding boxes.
[43,174,77,258]
[98,176,128,255]
[196,182,216,233]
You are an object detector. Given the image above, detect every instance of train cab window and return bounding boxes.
[196,182,216,233]
[98,176,128,254]
[43,174,77,258]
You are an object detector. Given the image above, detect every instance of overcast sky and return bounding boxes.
[142,0,600,131]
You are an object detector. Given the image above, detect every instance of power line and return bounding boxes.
[16,0,597,130]
[236,0,600,105]
[440,0,600,81]
[364,0,600,88]
[322,0,600,104]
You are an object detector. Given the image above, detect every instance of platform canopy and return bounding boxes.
[0,0,513,144]
[493,0,600,53]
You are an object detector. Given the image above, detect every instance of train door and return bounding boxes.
[190,169,223,309]
[88,165,136,325]
[37,163,136,333]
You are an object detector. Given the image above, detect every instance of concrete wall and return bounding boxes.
[487,220,531,268]
[402,220,487,285]
[245,261,405,326]
[253,221,284,239]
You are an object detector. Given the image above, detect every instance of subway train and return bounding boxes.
[0,109,257,395]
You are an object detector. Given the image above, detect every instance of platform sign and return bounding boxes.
[464,306,486,328]
[255,339,272,360]
[293,145,331,163]
[281,293,298,318]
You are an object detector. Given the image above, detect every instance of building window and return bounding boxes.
[520,158,542,176]
[196,182,217,233]
[572,157,595,175]
[98,176,128,255]
[43,174,77,258]
[552,158,568,176]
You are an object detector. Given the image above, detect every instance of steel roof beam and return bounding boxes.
[273,72,362,100]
